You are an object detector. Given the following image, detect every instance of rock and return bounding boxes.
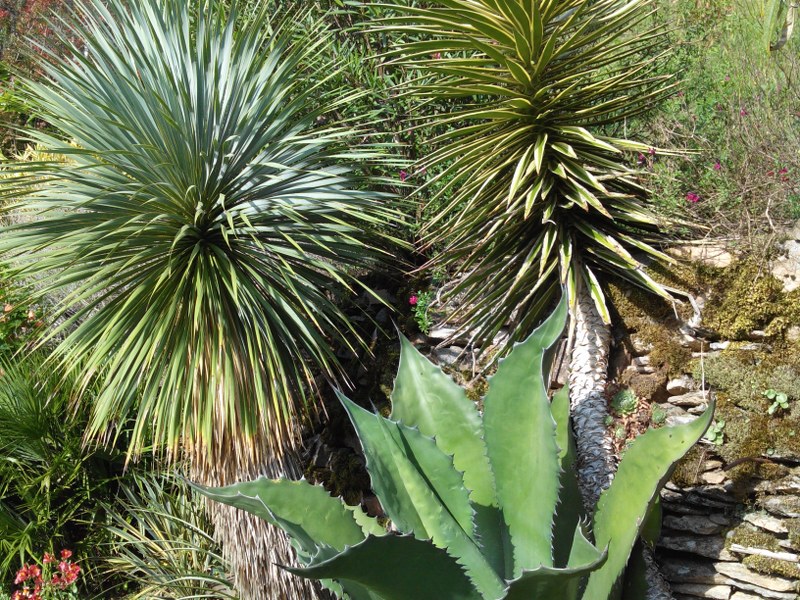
[433,346,464,366]
[661,558,728,584]
[704,460,725,472]
[374,307,389,324]
[715,562,798,593]
[681,333,705,351]
[754,471,800,495]
[671,584,732,599]
[748,330,767,340]
[658,534,736,560]
[700,470,727,484]
[743,512,788,534]
[688,402,710,415]
[762,495,800,518]
[728,544,799,562]
[710,341,731,351]
[670,243,735,268]
[666,413,699,427]
[787,325,800,343]
[737,343,765,351]
[730,593,768,600]
[427,326,459,342]
[772,224,800,293]
[667,377,693,395]
[630,333,654,355]
[663,514,729,535]
[692,350,721,359]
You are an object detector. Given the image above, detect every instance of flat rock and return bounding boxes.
[671,583,731,599]
[710,341,731,350]
[666,414,699,428]
[670,243,735,268]
[787,325,800,343]
[762,495,800,518]
[667,377,693,395]
[772,223,800,293]
[700,470,727,484]
[715,562,798,593]
[755,472,800,495]
[743,512,788,534]
[661,558,728,584]
[731,593,768,600]
[670,391,710,407]
[433,346,464,366]
[658,534,735,560]
[663,514,729,535]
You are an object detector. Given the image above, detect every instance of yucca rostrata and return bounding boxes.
[197,297,712,600]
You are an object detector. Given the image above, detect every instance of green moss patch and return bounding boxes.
[742,554,800,581]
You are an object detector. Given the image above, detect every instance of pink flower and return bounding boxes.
[739,107,748,116]
[431,52,441,59]
[713,160,721,171]
[42,553,54,565]
[409,295,418,306]
[59,549,72,560]
[779,167,788,175]
[637,153,646,165]
[399,170,408,182]
[648,147,656,156]
[676,90,684,97]
[685,191,700,203]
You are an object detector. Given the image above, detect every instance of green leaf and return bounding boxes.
[583,401,715,599]
[502,526,607,600]
[341,394,505,600]
[551,385,584,568]
[391,336,496,508]
[287,534,481,600]
[193,477,373,562]
[483,295,567,574]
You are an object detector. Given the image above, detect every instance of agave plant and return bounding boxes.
[765,0,797,51]
[198,297,713,600]
[0,1,401,597]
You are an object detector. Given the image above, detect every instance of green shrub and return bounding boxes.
[197,298,713,600]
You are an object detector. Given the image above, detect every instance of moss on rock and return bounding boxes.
[742,554,800,581]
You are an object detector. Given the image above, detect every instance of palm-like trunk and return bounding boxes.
[568,283,616,511]
[192,435,329,600]
[569,283,673,600]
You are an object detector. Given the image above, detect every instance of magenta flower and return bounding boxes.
[409,295,418,306]
[399,170,408,182]
[686,192,700,203]
[739,107,748,116]
[648,147,656,156]
[713,160,721,171]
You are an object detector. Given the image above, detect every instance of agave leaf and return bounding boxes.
[501,526,607,600]
[287,534,481,600]
[550,385,584,567]
[582,401,715,599]
[340,394,505,599]
[483,295,567,574]
[192,477,373,561]
[390,336,496,508]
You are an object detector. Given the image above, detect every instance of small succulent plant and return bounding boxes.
[611,388,639,415]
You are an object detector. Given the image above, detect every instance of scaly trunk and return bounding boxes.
[569,283,673,600]
[191,433,330,600]
[568,283,616,511]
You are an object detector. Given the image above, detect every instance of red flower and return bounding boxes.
[42,553,54,564]
[739,107,748,116]
[14,565,29,584]
[399,170,408,182]
[713,160,722,171]
[685,191,700,203]
[409,295,418,306]
[59,549,72,560]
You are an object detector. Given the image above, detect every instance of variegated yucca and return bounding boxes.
[197,298,713,600]
[388,0,676,343]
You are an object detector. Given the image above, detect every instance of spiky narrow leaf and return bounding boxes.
[583,401,715,599]
[483,295,567,574]
[390,336,496,507]
[287,534,481,600]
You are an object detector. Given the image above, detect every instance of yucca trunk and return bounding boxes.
[569,283,673,600]
[191,434,329,600]
[568,282,616,511]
